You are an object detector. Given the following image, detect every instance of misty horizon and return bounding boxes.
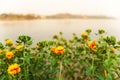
[0,12,115,17]
[0,0,120,18]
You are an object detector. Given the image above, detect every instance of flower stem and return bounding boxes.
[59,61,62,80]
[92,55,94,80]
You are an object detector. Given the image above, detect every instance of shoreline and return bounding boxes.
[0,18,115,21]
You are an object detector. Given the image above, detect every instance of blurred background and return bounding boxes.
[0,0,120,43]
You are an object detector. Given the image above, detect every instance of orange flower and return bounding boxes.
[7,63,21,75]
[103,70,108,76]
[111,48,115,53]
[6,51,14,59]
[89,40,97,50]
[55,46,65,55]
[51,47,56,52]
[6,39,13,45]
[36,45,42,49]
[11,45,15,49]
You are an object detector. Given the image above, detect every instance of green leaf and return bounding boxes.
[95,74,104,80]
[64,59,70,65]
[51,59,58,66]
[0,42,4,49]
[106,74,113,80]
[1,76,6,80]
[86,66,95,76]
[55,77,63,80]
[98,29,105,34]
[26,40,32,45]
[18,35,31,43]
[25,55,33,64]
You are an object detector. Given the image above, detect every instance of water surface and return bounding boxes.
[0,19,120,43]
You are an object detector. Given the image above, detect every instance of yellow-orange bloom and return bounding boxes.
[6,51,14,59]
[3,49,8,53]
[0,49,3,55]
[0,49,2,53]
[36,45,42,49]
[16,45,23,51]
[103,70,108,76]
[103,36,107,39]
[84,39,88,43]
[55,46,65,55]
[89,40,97,50]
[7,63,21,75]
[53,34,58,39]
[81,32,88,37]
[51,47,56,52]
[111,48,115,53]
[6,39,13,45]
[11,45,15,49]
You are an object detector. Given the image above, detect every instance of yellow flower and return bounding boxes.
[55,46,65,55]
[6,39,13,45]
[89,40,97,50]
[81,32,88,37]
[103,36,107,40]
[7,63,21,75]
[6,51,14,59]
[53,34,58,39]
[0,49,3,55]
[16,45,23,51]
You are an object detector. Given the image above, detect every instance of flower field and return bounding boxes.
[0,29,120,80]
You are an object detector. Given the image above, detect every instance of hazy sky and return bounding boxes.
[0,0,120,17]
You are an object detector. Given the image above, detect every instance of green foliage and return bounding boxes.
[0,29,120,80]
[0,42,4,49]
[98,29,105,34]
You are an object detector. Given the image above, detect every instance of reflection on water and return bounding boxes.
[0,19,120,43]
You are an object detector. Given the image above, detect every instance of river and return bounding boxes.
[0,19,120,43]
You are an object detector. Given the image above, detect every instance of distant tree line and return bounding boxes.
[0,13,115,20]
[0,13,40,20]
